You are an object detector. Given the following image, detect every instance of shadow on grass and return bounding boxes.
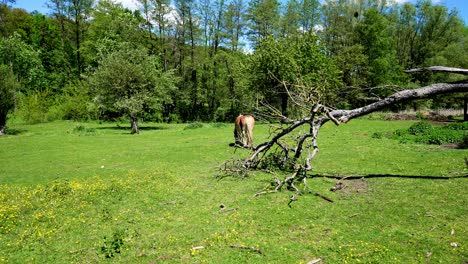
[4,128,27,136]
[96,125,168,132]
[311,173,468,180]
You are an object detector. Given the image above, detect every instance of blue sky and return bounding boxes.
[11,0,468,25]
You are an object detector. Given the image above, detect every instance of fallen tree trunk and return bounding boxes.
[221,66,468,196]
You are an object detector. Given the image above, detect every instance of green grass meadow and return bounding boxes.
[0,120,467,263]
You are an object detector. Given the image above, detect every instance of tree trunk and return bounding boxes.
[464,97,468,121]
[227,67,468,194]
[0,112,6,136]
[130,115,139,134]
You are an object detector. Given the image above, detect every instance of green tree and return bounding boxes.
[89,46,177,133]
[298,0,320,33]
[84,0,145,66]
[357,7,402,88]
[250,33,342,117]
[0,33,46,91]
[0,64,20,135]
[0,4,31,38]
[29,13,72,91]
[395,0,464,76]
[247,0,281,46]
[222,0,246,51]
[47,0,95,76]
[281,0,300,37]
[321,0,367,90]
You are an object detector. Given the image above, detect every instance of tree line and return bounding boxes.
[0,0,466,132]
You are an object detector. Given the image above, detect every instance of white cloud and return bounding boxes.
[111,0,139,10]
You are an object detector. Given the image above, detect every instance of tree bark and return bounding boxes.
[329,81,468,124]
[231,67,468,194]
[0,112,6,136]
[130,115,139,134]
[405,66,468,75]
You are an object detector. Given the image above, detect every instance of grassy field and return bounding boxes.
[0,119,467,263]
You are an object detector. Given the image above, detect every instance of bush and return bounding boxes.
[389,121,467,146]
[48,82,97,121]
[408,121,433,135]
[15,90,52,124]
[371,132,383,139]
[416,128,463,145]
[458,134,468,149]
[445,122,468,131]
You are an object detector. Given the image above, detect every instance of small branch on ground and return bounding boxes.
[230,244,264,255]
[314,192,334,203]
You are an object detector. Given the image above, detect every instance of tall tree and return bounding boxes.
[0,33,46,91]
[250,33,342,117]
[137,0,155,42]
[247,0,281,46]
[281,0,300,37]
[298,0,320,33]
[395,0,464,74]
[357,7,401,88]
[150,0,173,70]
[223,0,246,51]
[321,0,367,92]
[0,64,20,135]
[47,0,94,76]
[174,0,201,120]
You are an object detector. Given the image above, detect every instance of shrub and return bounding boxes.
[15,90,52,124]
[458,134,468,149]
[408,121,432,135]
[445,122,468,131]
[416,128,462,145]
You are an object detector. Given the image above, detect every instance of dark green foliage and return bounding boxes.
[89,45,176,124]
[445,122,468,131]
[458,134,468,149]
[0,64,19,134]
[0,1,466,123]
[0,33,46,91]
[100,229,126,259]
[250,33,342,116]
[15,90,52,124]
[407,121,433,135]
[386,121,468,145]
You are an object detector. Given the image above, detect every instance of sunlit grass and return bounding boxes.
[0,119,467,262]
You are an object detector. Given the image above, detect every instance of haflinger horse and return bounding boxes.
[233,114,255,149]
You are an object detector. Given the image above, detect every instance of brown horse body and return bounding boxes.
[234,115,255,148]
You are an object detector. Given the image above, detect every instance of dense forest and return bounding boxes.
[0,0,467,130]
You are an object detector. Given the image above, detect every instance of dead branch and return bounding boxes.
[330,81,468,124]
[230,244,264,255]
[221,67,468,202]
[315,192,334,203]
[405,66,468,75]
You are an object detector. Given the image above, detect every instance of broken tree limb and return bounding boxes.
[230,244,264,255]
[315,192,334,203]
[405,66,468,75]
[328,81,468,124]
[219,66,468,201]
